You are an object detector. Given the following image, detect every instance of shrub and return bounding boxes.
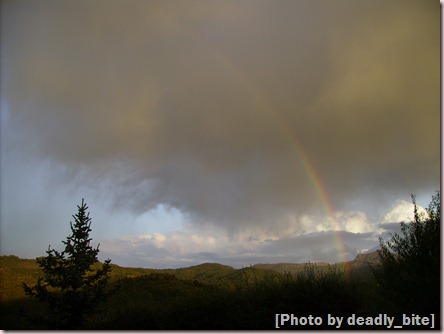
[373,191,440,314]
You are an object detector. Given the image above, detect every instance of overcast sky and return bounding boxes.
[1,0,440,269]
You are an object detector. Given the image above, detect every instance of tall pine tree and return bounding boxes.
[23,199,112,329]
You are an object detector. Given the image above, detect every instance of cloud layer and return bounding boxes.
[1,1,439,266]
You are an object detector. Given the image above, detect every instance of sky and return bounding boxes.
[1,0,440,269]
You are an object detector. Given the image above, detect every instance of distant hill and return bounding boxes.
[253,251,380,279]
[253,261,329,273]
[347,251,381,269]
[0,251,380,302]
[165,263,236,283]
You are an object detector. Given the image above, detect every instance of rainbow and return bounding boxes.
[163,17,351,275]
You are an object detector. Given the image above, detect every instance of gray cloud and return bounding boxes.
[2,0,439,235]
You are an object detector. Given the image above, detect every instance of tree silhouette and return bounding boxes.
[373,191,440,315]
[23,199,112,329]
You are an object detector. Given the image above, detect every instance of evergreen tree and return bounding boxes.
[23,199,112,329]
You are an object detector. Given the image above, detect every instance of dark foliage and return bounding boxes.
[22,199,112,329]
[373,191,440,315]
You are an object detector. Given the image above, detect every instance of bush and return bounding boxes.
[373,191,440,315]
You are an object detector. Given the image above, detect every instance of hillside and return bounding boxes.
[253,251,380,280]
[253,261,329,273]
[0,255,43,301]
[163,262,236,283]
[0,251,380,303]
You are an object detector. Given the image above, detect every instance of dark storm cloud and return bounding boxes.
[2,0,439,231]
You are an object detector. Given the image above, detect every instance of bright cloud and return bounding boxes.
[383,200,427,224]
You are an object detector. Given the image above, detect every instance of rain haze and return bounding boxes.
[1,0,440,269]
